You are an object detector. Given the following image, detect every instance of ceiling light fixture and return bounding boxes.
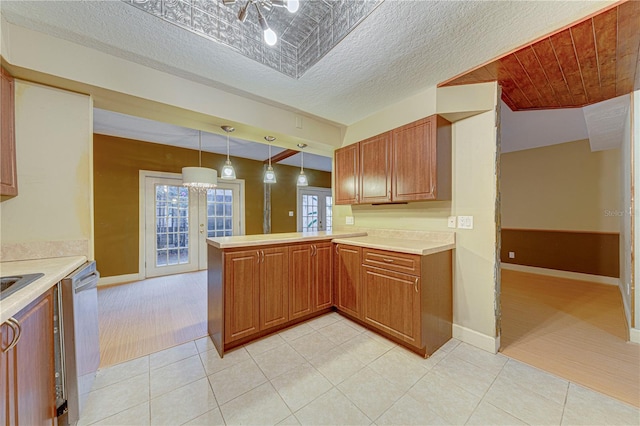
[263,136,277,184]
[220,125,237,180]
[296,143,308,187]
[232,0,300,46]
[183,130,217,190]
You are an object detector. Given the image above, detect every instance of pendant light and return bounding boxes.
[263,136,277,184]
[183,130,217,190]
[296,143,308,187]
[220,125,236,180]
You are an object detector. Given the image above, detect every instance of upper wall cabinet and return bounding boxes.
[334,115,451,205]
[1,67,18,197]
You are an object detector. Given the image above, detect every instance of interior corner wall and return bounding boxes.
[93,134,330,277]
[0,81,93,256]
[633,89,640,334]
[620,97,633,328]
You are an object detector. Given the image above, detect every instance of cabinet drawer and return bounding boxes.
[362,249,420,276]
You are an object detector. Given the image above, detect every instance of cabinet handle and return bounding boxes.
[414,277,419,293]
[3,317,21,353]
[335,244,339,255]
[311,245,316,257]
[261,251,265,263]
[256,251,261,264]
[382,258,394,263]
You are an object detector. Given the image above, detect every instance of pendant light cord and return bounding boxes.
[301,151,304,172]
[198,131,202,167]
[226,132,230,161]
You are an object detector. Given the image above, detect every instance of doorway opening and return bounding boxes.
[296,186,332,232]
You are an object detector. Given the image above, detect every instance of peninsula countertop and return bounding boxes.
[331,235,455,255]
[0,256,87,323]
[207,231,368,249]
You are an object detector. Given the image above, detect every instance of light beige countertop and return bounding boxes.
[331,236,455,255]
[207,231,367,249]
[0,256,86,323]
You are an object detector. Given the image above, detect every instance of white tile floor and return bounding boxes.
[78,313,640,426]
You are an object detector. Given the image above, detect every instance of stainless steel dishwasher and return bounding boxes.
[59,261,101,425]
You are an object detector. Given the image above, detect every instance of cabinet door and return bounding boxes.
[314,242,333,310]
[0,67,17,197]
[13,288,56,425]
[260,247,289,330]
[359,132,392,203]
[289,244,313,320]
[362,266,421,347]
[334,144,359,205]
[224,250,261,343]
[392,116,436,201]
[334,244,361,318]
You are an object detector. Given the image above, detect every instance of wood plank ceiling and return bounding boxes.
[439,1,640,111]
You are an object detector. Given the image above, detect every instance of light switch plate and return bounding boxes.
[458,215,474,229]
[346,216,354,225]
[447,216,457,228]
[289,211,294,217]
[508,251,515,259]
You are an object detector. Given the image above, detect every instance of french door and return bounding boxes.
[297,187,332,232]
[142,172,243,278]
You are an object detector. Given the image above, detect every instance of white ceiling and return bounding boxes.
[0,0,611,126]
[93,108,333,171]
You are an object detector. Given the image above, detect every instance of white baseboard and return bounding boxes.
[501,263,618,286]
[630,328,640,344]
[452,324,499,354]
[98,273,142,287]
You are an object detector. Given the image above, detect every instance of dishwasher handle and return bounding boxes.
[75,271,100,293]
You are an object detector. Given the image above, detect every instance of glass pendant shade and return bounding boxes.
[221,160,236,180]
[183,130,217,190]
[296,170,308,186]
[221,125,236,180]
[264,165,277,184]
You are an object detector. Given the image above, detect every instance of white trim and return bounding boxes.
[98,273,142,287]
[630,328,640,344]
[501,262,619,286]
[452,324,499,354]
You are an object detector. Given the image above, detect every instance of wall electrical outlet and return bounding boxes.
[508,251,515,259]
[458,215,474,229]
[345,216,354,225]
[447,216,457,228]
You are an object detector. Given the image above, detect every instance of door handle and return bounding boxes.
[2,318,21,353]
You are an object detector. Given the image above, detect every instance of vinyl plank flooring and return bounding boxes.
[97,271,208,367]
[500,269,640,407]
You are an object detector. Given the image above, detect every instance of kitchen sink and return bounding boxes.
[0,273,44,300]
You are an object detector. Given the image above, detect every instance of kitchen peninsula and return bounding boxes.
[207,229,454,358]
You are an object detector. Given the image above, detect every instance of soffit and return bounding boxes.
[0,0,612,125]
[441,1,640,111]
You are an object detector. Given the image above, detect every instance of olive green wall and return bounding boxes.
[94,134,331,277]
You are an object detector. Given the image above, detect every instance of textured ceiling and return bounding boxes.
[125,0,382,78]
[441,1,640,111]
[0,0,613,125]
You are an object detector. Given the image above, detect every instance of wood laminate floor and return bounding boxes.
[500,269,640,407]
[97,271,208,367]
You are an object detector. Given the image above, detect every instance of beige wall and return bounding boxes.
[337,82,500,352]
[0,80,93,257]
[620,97,632,328]
[501,139,621,233]
[634,90,640,337]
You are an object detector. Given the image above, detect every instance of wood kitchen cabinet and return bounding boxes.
[1,287,56,425]
[361,248,452,356]
[334,244,362,318]
[392,115,451,201]
[260,247,289,330]
[334,115,451,205]
[1,67,18,197]
[223,247,288,344]
[334,143,359,205]
[359,132,392,203]
[289,242,333,320]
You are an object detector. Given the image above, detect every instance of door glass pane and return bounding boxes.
[155,184,190,266]
[207,188,234,238]
[302,195,319,231]
[325,195,333,231]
